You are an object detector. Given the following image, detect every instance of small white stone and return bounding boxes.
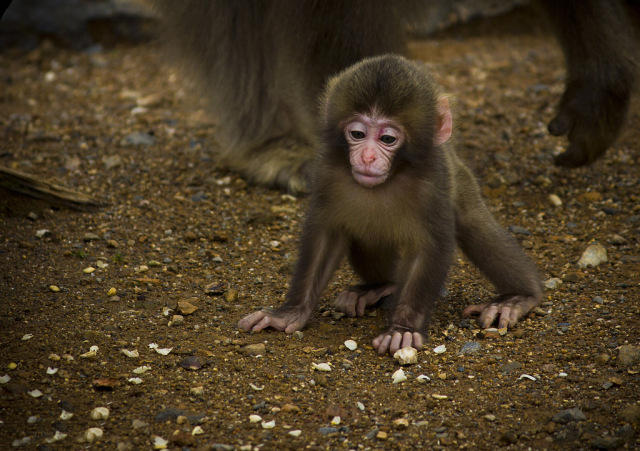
[80,345,99,358]
[35,229,50,238]
[90,407,110,420]
[128,377,143,384]
[46,367,58,375]
[433,344,446,354]
[148,343,158,349]
[261,420,276,429]
[249,414,262,423]
[331,416,341,425]
[356,401,365,411]
[548,194,562,207]
[28,389,43,398]
[544,277,562,290]
[83,266,96,274]
[44,430,67,443]
[344,339,358,351]
[249,383,264,391]
[133,366,151,374]
[432,394,448,400]
[12,437,31,447]
[558,372,568,377]
[27,416,39,424]
[85,427,103,442]
[155,347,172,355]
[288,429,302,437]
[0,374,10,384]
[96,260,108,269]
[416,374,431,383]
[121,349,139,358]
[191,426,204,435]
[311,362,331,372]
[392,368,407,384]
[59,410,74,420]
[21,334,33,341]
[393,346,418,365]
[152,435,168,449]
[577,243,608,268]
[518,374,536,381]
[48,353,60,361]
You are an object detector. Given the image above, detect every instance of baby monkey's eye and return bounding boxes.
[380,135,397,145]
[350,130,365,140]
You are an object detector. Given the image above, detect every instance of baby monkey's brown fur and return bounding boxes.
[239,55,543,355]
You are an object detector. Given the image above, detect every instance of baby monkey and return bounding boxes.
[239,55,543,355]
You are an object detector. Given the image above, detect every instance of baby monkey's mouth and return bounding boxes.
[352,169,387,187]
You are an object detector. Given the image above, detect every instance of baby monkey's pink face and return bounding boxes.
[344,113,405,188]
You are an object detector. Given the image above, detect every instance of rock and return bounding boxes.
[90,407,109,420]
[85,427,103,442]
[433,344,446,354]
[376,431,388,440]
[83,232,100,242]
[242,343,266,356]
[544,278,562,290]
[168,314,184,326]
[548,194,562,207]
[393,418,409,429]
[121,132,155,146]
[176,299,198,315]
[577,243,608,268]
[619,404,640,424]
[592,296,604,304]
[393,346,418,365]
[344,339,357,351]
[102,154,122,169]
[508,225,531,236]
[618,344,640,366]
[552,407,586,423]
[318,427,338,435]
[180,356,203,370]
[460,341,481,355]
[131,419,148,430]
[392,368,407,384]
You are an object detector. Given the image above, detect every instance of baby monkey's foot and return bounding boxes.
[463,294,541,329]
[333,284,395,317]
[372,327,425,355]
[238,306,311,334]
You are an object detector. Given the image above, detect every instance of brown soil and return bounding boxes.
[1,11,639,450]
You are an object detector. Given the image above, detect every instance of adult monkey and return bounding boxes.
[155,1,638,192]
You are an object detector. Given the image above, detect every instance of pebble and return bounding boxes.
[393,418,409,429]
[344,339,357,351]
[192,426,204,435]
[107,287,117,297]
[90,407,110,420]
[393,346,418,365]
[169,314,184,326]
[49,285,60,292]
[548,194,562,207]
[27,389,42,398]
[392,368,407,384]
[132,419,148,430]
[83,232,100,242]
[318,427,338,435]
[592,296,604,304]
[190,386,204,396]
[83,266,95,274]
[35,229,50,238]
[133,365,151,374]
[331,416,341,425]
[85,427,103,442]
[59,410,73,420]
[484,414,496,421]
[152,435,168,449]
[121,349,139,358]
[356,401,365,411]
[610,234,626,245]
[416,374,431,383]
[261,420,275,429]
[11,437,31,447]
[121,132,155,146]
[8,362,17,369]
[106,239,119,248]
[177,299,198,315]
[552,407,586,423]
[577,243,608,268]
[128,377,143,384]
[46,367,58,375]
[376,431,388,440]
[242,343,266,356]
[460,341,481,355]
[180,356,203,370]
[0,375,10,384]
[432,394,448,400]
[288,430,302,437]
[433,344,446,354]
[249,414,262,423]
[27,416,39,423]
[509,225,531,236]
[311,362,331,372]
[544,278,562,290]
[618,344,640,366]
[45,431,67,443]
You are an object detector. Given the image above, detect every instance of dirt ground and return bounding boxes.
[1,10,639,450]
